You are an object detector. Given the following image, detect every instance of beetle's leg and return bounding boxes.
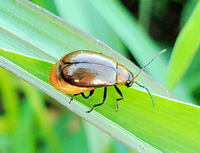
[69,90,94,105]
[86,87,107,113]
[114,85,124,112]
[134,82,155,107]
[69,94,79,104]
[81,90,94,99]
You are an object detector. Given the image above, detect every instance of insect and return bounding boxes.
[49,50,166,113]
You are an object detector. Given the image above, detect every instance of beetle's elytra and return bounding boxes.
[49,50,166,113]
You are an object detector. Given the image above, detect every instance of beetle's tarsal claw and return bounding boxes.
[86,108,93,113]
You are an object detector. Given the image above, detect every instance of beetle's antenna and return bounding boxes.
[135,82,155,106]
[135,49,167,79]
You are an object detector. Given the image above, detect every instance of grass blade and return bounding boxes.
[1,1,200,152]
[166,1,200,90]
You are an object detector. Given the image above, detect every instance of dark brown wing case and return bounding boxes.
[60,51,118,87]
[61,63,116,87]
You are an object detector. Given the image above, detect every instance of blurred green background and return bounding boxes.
[0,0,200,152]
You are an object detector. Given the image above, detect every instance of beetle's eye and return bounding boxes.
[125,73,133,87]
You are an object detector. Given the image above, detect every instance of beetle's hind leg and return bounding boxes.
[81,90,94,99]
[69,94,79,104]
[86,87,107,113]
[69,90,94,104]
[114,85,124,112]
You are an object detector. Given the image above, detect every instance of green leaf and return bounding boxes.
[166,1,200,90]
[1,0,200,152]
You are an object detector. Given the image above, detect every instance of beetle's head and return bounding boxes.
[116,64,135,87]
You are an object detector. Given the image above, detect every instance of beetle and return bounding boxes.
[49,50,166,113]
